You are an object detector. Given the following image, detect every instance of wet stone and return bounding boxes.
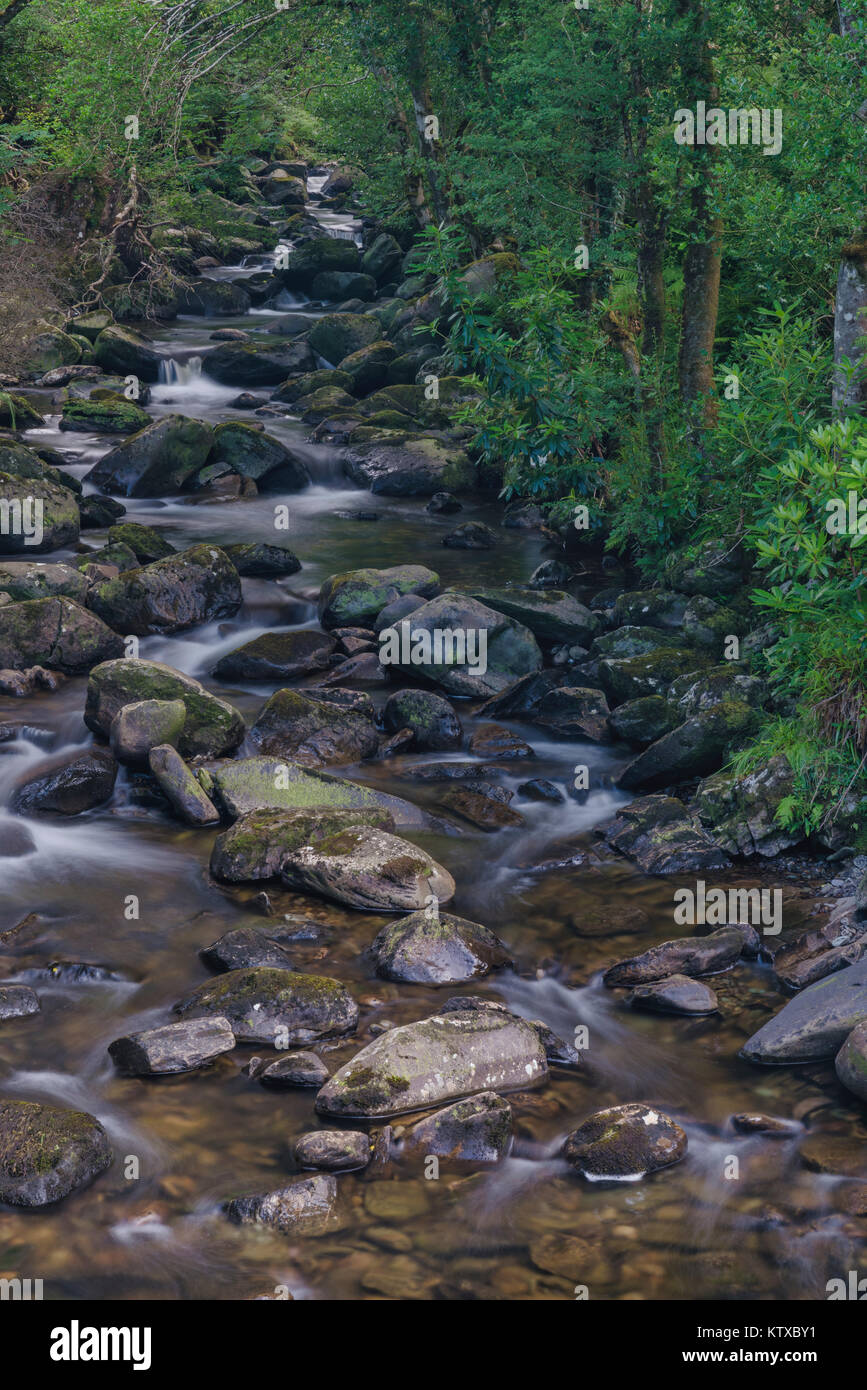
[293,1129,371,1171]
[252,1051,329,1088]
[224,1173,338,1236]
[0,1098,113,1207]
[108,1017,236,1075]
[0,983,40,1020]
[174,966,358,1045]
[628,974,719,1016]
[564,1103,687,1180]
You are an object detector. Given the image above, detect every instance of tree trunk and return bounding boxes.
[832,2,867,412]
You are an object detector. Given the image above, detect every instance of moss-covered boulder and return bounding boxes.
[0,561,88,603]
[835,1021,867,1101]
[278,236,360,291]
[202,337,316,386]
[469,588,597,646]
[66,310,114,343]
[209,806,395,881]
[319,563,439,630]
[345,436,477,496]
[597,647,707,704]
[59,395,150,435]
[531,686,611,743]
[361,232,403,283]
[609,695,680,748]
[381,591,543,699]
[24,329,82,375]
[249,688,379,767]
[209,421,310,488]
[272,369,353,404]
[85,658,245,758]
[214,629,334,681]
[175,280,251,316]
[223,1173,339,1236]
[104,522,174,564]
[0,1098,113,1206]
[174,967,358,1045]
[590,625,683,660]
[0,392,45,429]
[564,1103,686,1179]
[311,270,376,302]
[316,1007,547,1118]
[0,596,123,673]
[88,543,241,636]
[308,313,381,365]
[0,471,80,554]
[371,908,511,984]
[282,824,455,912]
[609,589,690,630]
[337,340,397,394]
[599,794,731,876]
[617,699,756,792]
[148,744,221,825]
[693,755,801,858]
[109,698,186,764]
[667,539,746,598]
[219,542,300,577]
[202,756,427,826]
[92,325,164,382]
[382,688,462,751]
[87,415,214,497]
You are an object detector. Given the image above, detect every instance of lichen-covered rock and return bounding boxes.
[591,625,683,660]
[319,564,439,630]
[209,806,395,881]
[224,1173,338,1236]
[564,1103,687,1179]
[108,1017,235,1074]
[281,825,455,912]
[252,1051,329,1088]
[667,539,746,598]
[10,746,117,816]
[249,688,379,767]
[219,543,301,577]
[202,337,316,386]
[278,236,360,290]
[0,597,123,674]
[740,960,867,1063]
[59,395,150,435]
[106,522,175,563]
[371,908,511,984]
[604,927,745,987]
[293,1130,371,1172]
[610,590,690,630]
[213,629,334,681]
[316,1007,547,1118]
[86,659,245,758]
[0,561,88,604]
[0,1098,113,1207]
[598,795,730,875]
[401,1091,512,1163]
[616,700,756,792]
[109,698,186,764]
[693,755,801,858]
[87,415,213,496]
[174,967,358,1044]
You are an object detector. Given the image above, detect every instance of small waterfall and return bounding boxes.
[158,355,203,386]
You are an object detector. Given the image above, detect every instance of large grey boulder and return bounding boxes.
[564,1103,687,1179]
[380,591,542,699]
[202,756,426,826]
[249,689,379,767]
[85,659,245,758]
[318,564,439,630]
[469,588,597,646]
[401,1091,512,1163]
[371,908,511,984]
[740,960,867,1063]
[87,415,214,496]
[316,1007,548,1118]
[209,806,394,881]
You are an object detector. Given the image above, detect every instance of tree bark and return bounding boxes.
[832,1,867,412]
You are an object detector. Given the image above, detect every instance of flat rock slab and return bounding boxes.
[740,959,867,1064]
[213,629,335,680]
[224,1173,338,1235]
[203,756,427,827]
[371,908,511,984]
[628,974,719,1015]
[174,966,358,1045]
[604,927,744,987]
[108,1016,236,1074]
[564,1102,687,1180]
[0,1098,113,1206]
[281,825,455,912]
[599,795,730,876]
[316,1007,548,1118]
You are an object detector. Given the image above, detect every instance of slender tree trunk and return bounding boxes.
[833,1,867,411]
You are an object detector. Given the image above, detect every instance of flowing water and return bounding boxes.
[2,182,865,1303]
